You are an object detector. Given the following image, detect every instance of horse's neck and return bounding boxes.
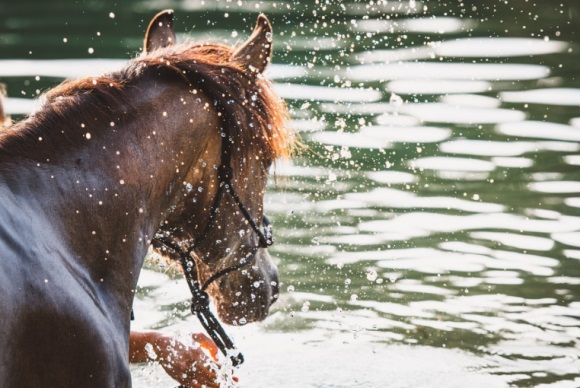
[0,83,220,318]
[0,160,149,318]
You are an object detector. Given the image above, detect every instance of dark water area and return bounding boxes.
[1,1,580,387]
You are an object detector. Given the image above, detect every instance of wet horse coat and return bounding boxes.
[0,11,290,387]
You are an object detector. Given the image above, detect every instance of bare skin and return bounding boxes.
[129,331,222,388]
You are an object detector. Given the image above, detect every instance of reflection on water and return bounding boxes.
[348,62,551,81]
[2,0,580,387]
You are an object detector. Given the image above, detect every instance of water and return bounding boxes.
[2,1,580,387]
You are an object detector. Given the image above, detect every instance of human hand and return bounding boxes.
[130,331,228,388]
[155,332,221,388]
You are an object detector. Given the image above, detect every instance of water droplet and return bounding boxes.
[366,269,378,282]
[144,343,158,360]
[389,93,403,107]
[287,285,295,293]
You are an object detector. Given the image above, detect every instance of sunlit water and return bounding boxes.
[1,1,579,387]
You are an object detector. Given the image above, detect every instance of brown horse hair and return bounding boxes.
[1,42,295,167]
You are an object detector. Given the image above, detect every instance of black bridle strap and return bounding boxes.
[155,117,274,368]
[188,126,273,256]
[156,195,272,367]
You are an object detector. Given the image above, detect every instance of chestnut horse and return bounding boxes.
[0,10,291,387]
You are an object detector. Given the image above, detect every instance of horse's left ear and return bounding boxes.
[231,14,273,74]
[144,10,176,54]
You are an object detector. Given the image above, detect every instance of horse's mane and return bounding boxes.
[0,43,294,165]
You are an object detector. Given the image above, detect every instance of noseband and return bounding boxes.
[155,113,273,367]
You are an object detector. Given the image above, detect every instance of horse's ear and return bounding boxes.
[144,10,176,54]
[231,14,273,74]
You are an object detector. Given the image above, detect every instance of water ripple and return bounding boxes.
[358,212,580,234]
[348,62,551,82]
[409,157,496,172]
[497,121,580,142]
[274,83,382,102]
[354,16,475,35]
[441,139,579,156]
[399,103,525,124]
[344,187,504,212]
[500,88,580,106]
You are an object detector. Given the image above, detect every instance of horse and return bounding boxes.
[0,10,293,387]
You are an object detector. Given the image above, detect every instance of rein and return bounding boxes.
[155,111,274,367]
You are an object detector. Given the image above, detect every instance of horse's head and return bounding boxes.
[144,11,292,326]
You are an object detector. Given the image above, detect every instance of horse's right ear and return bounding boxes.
[230,14,273,75]
[144,10,176,54]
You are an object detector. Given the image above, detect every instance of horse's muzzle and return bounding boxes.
[215,249,279,325]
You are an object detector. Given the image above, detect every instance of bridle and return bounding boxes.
[154,110,274,367]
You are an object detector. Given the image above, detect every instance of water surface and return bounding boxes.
[1,1,580,387]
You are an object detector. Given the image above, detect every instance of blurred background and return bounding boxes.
[1,1,580,387]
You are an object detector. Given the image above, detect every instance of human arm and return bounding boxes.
[129,330,220,388]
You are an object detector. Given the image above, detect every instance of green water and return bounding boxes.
[1,1,580,387]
